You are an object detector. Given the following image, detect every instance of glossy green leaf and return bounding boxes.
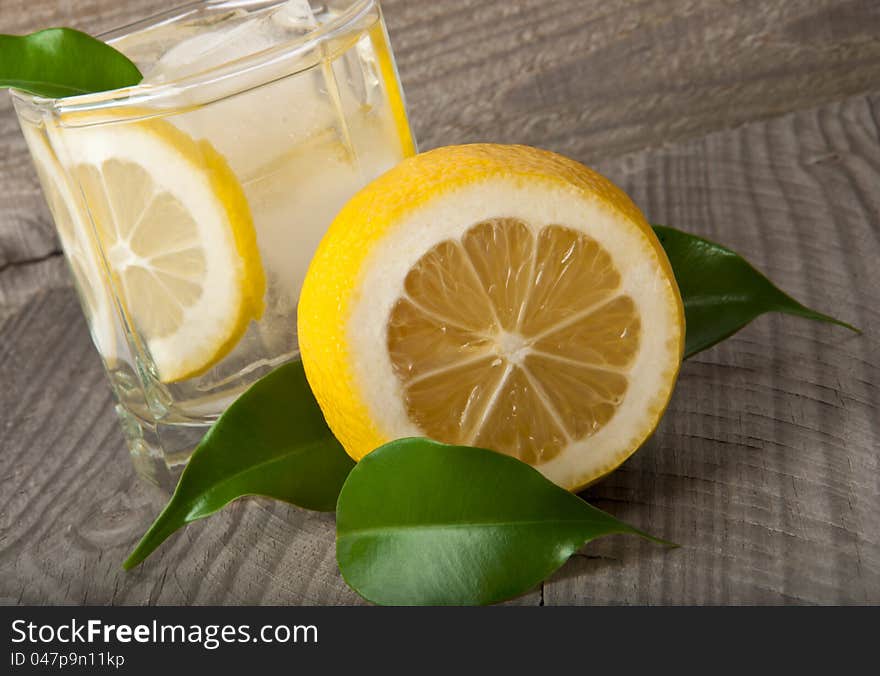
[653,225,858,358]
[336,438,672,606]
[0,28,141,98]
[124,360,354,570]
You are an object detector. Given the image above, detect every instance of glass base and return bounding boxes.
[115,404,210,492]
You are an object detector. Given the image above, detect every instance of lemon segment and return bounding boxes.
[298,144,684,491]
[61,119,265,382]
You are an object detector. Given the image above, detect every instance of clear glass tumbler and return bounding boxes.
[11,0,415,490]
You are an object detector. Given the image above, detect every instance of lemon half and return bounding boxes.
[299,144,684,490]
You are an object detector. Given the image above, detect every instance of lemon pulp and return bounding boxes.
[388,218,638,465]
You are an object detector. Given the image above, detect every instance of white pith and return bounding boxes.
[60,123,246,381]
[347,178,681,488]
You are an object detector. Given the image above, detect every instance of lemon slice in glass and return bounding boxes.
[62,119,265,383]
[23,127,117,361]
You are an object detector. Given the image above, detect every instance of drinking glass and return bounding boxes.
[11,0,415,490]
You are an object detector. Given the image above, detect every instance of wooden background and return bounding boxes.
[1,0,879,604]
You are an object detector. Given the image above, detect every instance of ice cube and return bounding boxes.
[142,0,337,181]
[272,0,319,31]
[144,0,319,84]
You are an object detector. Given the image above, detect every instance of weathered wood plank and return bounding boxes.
[0,256,69,322]
[0,0,171,273]
[3,0,880,305]
[1,91,877,605]
[0,287,540,605]
[382,0,880,156]
[0,288,360,605]
[545,93,880,604]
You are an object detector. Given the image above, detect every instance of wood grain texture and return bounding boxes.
[0,257,68,323]
[0,289,539,605]
[382,0,880,155]
[2,92,877,605]
[547,94,880,604]
[3,0,880,282]
[1,0,879,605]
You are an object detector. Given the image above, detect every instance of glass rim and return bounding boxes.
[11,0,378,120]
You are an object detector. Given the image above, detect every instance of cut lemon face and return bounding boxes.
[23,127,117,361]
[59,119,265,383]
[298,144,684,490]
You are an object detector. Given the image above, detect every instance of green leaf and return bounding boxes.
[0,28,141,98]
[653,225,858,358]
[124,360,354,570]
[336,438,672,606]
